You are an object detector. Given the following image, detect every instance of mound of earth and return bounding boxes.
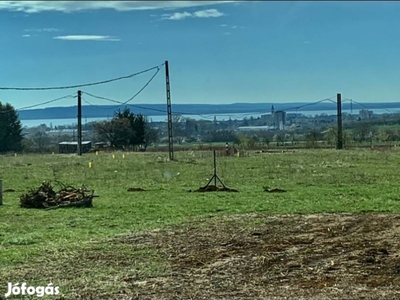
[111,213,400,300]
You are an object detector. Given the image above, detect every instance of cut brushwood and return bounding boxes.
[20,181,97,209]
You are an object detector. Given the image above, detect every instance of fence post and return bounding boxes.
[0,180,3,206]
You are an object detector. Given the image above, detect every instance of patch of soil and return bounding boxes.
[112,213,400,299]
[192,185,239,192]
[127,187,146,192]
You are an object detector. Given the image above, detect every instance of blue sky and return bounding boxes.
[1,1,400,110]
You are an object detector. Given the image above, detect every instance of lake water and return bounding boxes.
[20,108,400,128]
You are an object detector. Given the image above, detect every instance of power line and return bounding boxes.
[18,94,76,110]
[84,91,212,118]
[0,63,164,91]
[82,94,339,121]
[280,97,337,112]
[83,92,169,114]
[0,94,76,114]
[82,66,176,115]
[82,65,162,110]
[176,97,337,119]
[343,99,395,114]
[202,97,337,119]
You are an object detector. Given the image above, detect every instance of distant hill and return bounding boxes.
[16,102,400,120]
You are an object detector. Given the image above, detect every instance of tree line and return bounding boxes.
[0,102,22,153]
[3,100,400,154]
[93,108,158,151]
[0,103,158,153]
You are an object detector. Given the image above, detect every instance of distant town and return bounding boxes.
[19,102,400,154]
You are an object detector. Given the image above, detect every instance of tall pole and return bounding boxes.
[337,93,343,150]
[350,99,353,114]
[213,150,217,186]
[165,60,174,161]
[77,90,82,156]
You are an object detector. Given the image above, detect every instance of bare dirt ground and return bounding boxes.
[110,213,400,300]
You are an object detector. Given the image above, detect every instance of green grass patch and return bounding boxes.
[0,149,400,298]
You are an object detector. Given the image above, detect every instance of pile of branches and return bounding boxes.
[20,181,97,210]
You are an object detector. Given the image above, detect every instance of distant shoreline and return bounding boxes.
[17,102,400,121]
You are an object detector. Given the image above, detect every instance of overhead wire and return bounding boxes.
[0,58,358,123]
[84,91,182,115]
[83,92,168,114]
[280,97,337,112]
[343,98,396,114]
[82,65,162,111]
[0,63,164,91]
[204,97,338,120]
[82,93,340,121]
[18,94,77,110]
[0,94,76,114]
[84,90,223,118]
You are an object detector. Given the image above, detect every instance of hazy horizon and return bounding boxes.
[2,1,400,110]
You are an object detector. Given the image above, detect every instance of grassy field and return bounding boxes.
[1,149,400,299]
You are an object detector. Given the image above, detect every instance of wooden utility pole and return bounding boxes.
[337,93,343,149]
[77,90,82,156]
[165,60,174,161]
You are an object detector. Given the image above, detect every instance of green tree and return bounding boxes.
[171,114,186,138]
[325,126,351,148]
[144,125,160,149]
[262,131,274,147]
[275,133,285,146]
[325,126,338,147]
[202,130,240,144]
[31,131,52,153]
[0,102,23,153]
[377,129,390,144]
[353,121,372,143]
[247,135,258,149]
[306,130,321,148]
[184,118,198,136]
[93,108,149,150]
[132,114,147,148]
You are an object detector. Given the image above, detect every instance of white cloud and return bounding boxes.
[193,8,223,18]
[303,41,311,44]
[163,8,224,20]
[25,28,60,32]
[0,1,236,13]
[220,24,246,30]
[42,27,59,32]
[21,34,31,38]
[53,35,120,41]
[164,11,192,21]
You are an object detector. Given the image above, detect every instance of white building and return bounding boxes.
[359,109,373,120]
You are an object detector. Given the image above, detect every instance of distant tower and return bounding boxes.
[271,105,275,115]
[350,99,353,114]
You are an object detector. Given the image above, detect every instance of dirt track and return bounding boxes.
[112,213,400,300]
